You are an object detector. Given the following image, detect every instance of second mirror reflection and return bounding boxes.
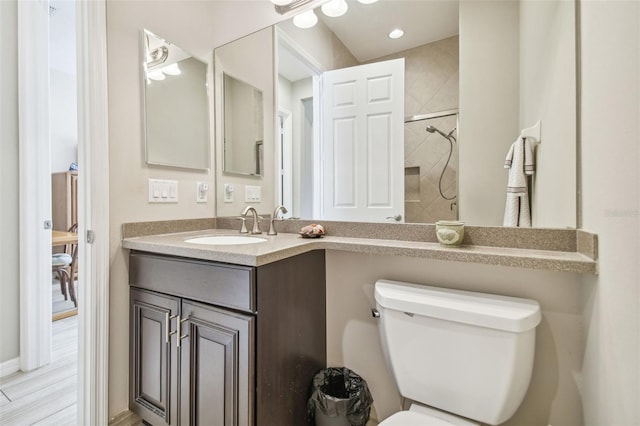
[223,73,264,176]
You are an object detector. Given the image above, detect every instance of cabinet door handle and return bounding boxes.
[166,314,178,343]
[178,317,189,348]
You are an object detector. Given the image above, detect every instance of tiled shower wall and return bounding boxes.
[371,36,460,223]
[405,115,458,222]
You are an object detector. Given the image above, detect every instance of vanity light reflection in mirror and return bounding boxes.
[214,0,577,228]
[143,29,210,170]
[223,73,265,176]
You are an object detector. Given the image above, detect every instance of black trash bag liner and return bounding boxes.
[307,367,373,426]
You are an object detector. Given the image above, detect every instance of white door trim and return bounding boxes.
[18,0,52,372]
[277,108,293,213]
[76,0,110,424]
[312,75,322,219]
[19,0,109,423]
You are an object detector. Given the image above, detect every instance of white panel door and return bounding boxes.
[322,58,404,222]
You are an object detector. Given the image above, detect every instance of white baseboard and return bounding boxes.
[0,357,20,378]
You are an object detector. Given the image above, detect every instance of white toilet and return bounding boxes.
[374,279,541,426]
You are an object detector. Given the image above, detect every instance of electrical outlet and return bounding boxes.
[223,184,234,203]
[148,179,178,203]
[196,182,209,203]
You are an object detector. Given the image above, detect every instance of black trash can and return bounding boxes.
[307,367,373,426]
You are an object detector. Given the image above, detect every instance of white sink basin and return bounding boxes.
[184,235,267,246]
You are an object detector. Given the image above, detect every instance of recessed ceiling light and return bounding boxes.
[270,0,293,5]
[388,29,404,39]
[293,9,318,29]
[321,0,348,17]
[357,0,378,4]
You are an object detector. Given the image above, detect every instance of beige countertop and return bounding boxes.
[122,228,597,274]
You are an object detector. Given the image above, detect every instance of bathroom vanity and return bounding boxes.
[123,222,598,426]
[128,249,326,426]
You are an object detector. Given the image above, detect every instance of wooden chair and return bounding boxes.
[52,254,72,300]
[52,224,78,306]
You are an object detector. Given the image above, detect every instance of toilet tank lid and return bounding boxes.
[374,280,541,332]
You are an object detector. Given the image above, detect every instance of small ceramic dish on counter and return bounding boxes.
[435,220,465,247]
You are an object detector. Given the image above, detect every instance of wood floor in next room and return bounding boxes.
[0,316,77,425]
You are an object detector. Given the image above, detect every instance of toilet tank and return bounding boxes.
[374,280,541,425]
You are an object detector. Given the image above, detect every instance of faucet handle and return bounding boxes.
[236,216,248,234]
[267,215,283,236]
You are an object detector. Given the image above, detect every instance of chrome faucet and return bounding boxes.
[268,205,288,236]
[241,206,262,234]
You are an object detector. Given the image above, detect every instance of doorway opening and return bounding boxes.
[13,0,110,424]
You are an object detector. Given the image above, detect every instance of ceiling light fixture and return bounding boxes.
[272,0,315,15]
[147,70,166,81]
[357,0,378,4]
[161,63,181,76]
[388,28,404,39]
[293,9,318,28]
[321,0,348,17]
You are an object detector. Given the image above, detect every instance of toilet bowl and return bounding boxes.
[373,279,541,425]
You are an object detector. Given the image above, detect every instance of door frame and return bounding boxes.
[277,107,293,213]
[18,0,110,424]
[18,0,52,372]
[76,1,110,424]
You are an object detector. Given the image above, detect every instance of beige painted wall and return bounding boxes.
[214,27,275,218]
[291,78,314,218]
[326,251,585,425]
[520,0,576,228]
[460,0,577,229]
[459,0,520,226]
[277,18,359,72]
[50,69,78,173]
[0,0,20,364]
[579,1,640,424]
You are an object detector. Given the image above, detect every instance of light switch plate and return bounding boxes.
[245,185,261,202]
[148,179,178,203]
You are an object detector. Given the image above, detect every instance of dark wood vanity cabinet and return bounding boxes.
[130,289,180,426]
[129,250,326,426]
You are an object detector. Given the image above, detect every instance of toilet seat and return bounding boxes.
[379,411,458,426]
[379,404,480,426]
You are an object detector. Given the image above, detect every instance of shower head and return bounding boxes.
[426,126,456,139]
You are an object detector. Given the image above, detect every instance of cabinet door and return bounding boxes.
[180,301,254,426]
[130,288,180,426]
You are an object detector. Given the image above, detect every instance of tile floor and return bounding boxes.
[0,316,77,425]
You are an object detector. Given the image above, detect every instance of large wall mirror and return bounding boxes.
[213,0,577,228]
[142,29,211,170]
